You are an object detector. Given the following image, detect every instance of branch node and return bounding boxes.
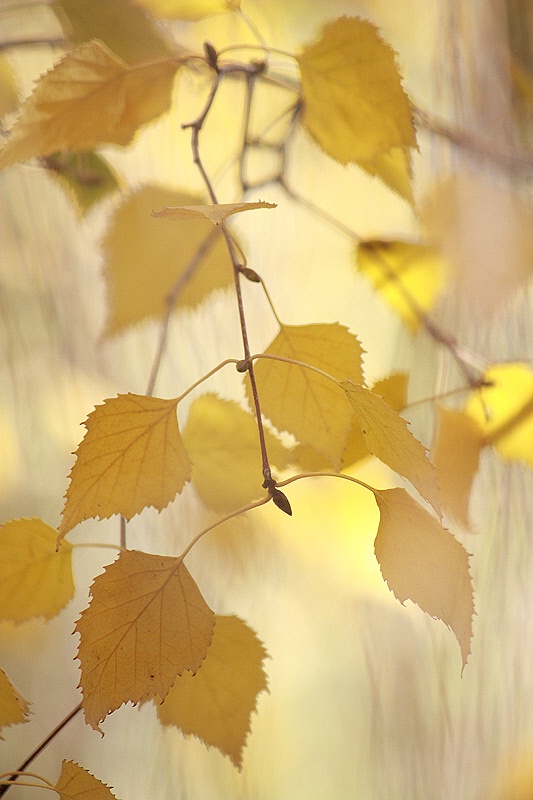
[269,487,292,516]
[236,358,252,373]
[203,41,219,72]
[240,265,261,283]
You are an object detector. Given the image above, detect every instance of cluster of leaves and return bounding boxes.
[1,1,532,796]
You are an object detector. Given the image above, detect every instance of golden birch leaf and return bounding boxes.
[297,17,416,167]
[58,394,190,541]
[0,667,30,739]
[158,615,268,769]
[342,380,441,516]
[135,0,239,20]
[0,41,181,169]
[292,372,408,472]
[153,201,276,225]
[433,407,485,528]
[374,487,474,668]
[249,323,364,470]
[76,550,215,731]
[0,519,74,622]
[183,394,291,514]
[103,186,233,335]
[53,0,175,65]
[356,240,446,333]
[55,761,117,800]
[0,56,18,118]
[358,145,414,204]
[43,151,120,215]
[465,363,533,466]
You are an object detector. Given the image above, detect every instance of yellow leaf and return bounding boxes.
[0,56,18,118]
[0,41,181,169]
[103,185,234,335]
[76,550,214,730]
[292,372,408,472]
[465,363,533,466]
[342,380,441,516]
[158,615,268,769]
[55,761,117,800]
[135,0,240,20]
[58,394,191,540]
[356,240,446,332]
[52,0,176,64]
[297,16,416,167]
[183,394,291,514]
[374,487,474,668]
[0,519,74,622]
[0,667,30,739]
[152,200,277,225]
[43,151,120,215]
[358,145,414,204]
[433,407,485,528]
[249,323,364,470]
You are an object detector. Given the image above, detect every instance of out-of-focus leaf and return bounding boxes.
[153,200,276,225]
[43,151,120,215]
[0,667,30,739]
[0,56,18,117]
[135,0,240,20]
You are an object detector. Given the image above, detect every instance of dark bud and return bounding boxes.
[204,41,219,71]
[240,266,261,283]
[271,488,292,516]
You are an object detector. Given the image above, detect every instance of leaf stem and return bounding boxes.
[0,772,53,787]
[0,781,57,794]
[251,352,341,386]
[276,471,376,496]
[71,542,124,552]
[175,358,239,403]
[258,278,283,326]
[0,704,82,798]
[0,37,64,52]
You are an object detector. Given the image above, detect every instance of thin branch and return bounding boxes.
[0,704,82,798]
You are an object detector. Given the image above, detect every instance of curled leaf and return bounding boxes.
[152,201,276,225]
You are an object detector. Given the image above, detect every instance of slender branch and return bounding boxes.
[239,73,255,193]
[0,704,82,798]
[178,495,272,562]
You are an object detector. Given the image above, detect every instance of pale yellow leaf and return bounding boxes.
[292,372,407,472]
[249,323,364,470]
[135,0,239,20]
[183,394,291,514]
[103,186,234,335]
[356,240,446,332]
[55,761,117,800]
[374,487,474,668]
[358,145,414,204]
[0,56,18,118]
[158,615,268,768]
[0,519,74,622]
[58,394,191,540]
[76,550,214,730]
[298,16,416,167]
[153,200,276,225]
[465,363,533,466]
[433,407,485,528]
[0,667,30,739]
[44,151,120,215]
[342,380,441,516]
[53,0,175,64]
[0,41,181,169]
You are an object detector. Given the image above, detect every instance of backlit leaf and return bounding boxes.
[356,240,446,332]
[0,56,18,118]
[292,372,407,472]
[43,151,120,215]
[53,0,175,64]
[0,667,30,739]
[0,519,74,622]
[103,185,234,335]
[298,17,416,167]
[157,615,268,769]
[358,145,414,204]
[135,0,240,20]
[183,394,292,513]
[374,487,474,668]
[58,394,190,540]
[0,41,181,169]
[76,550,214,730]
[249,323,364,470]
[152,200,276,225]
[55,761,117,800]
[433,407,484,528]
[342,380,441,516]
[465,363,533,466]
